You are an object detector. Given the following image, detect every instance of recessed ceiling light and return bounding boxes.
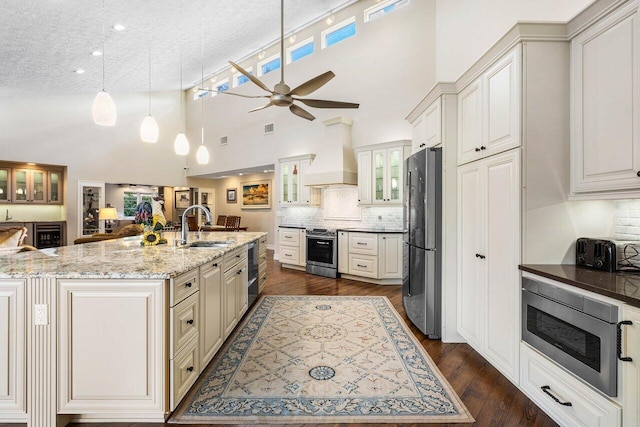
[27,162,37,166]
[75,69,85,74]
[113,24,125,31]
[91,50,102,56]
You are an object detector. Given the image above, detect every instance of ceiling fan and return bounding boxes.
[220,0,359,121]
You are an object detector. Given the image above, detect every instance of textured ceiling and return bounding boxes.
[0,0,355,98]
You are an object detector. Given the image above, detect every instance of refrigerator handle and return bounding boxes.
[406,170,411,233]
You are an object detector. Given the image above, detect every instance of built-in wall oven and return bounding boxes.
[306,228,338,278]
[522,276,620,396]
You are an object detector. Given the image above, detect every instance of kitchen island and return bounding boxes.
[0,231,267,426]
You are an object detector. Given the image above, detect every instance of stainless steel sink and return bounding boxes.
[187,240,232,249]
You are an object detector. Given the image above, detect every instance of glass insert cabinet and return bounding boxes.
[0,162,64,205]
[354,140,411,206]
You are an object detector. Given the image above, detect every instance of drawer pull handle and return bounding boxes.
[475,253,486,259]
[212,263,218,267]
[185,282,192,288]
[617,320,634,362]
[186,319,194,325]
[236,254,241,258]
[540,385,572,406]
[357,242,367,246]
[187,366,194,372]
[237,269,242,275]
[475,147,481,152]
[357,264,367,268]
[285,236,292,238]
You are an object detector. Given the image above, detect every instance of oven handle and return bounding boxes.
[540,385,572,406]
[617,320,633,362]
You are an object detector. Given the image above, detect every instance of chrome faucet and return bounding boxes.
[5,209,11,221]
[180,204,212,245]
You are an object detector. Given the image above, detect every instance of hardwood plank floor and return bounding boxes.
[63,250,557,427]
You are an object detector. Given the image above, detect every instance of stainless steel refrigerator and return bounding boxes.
[403,147,442,339]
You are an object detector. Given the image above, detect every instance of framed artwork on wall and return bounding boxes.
[174,190,191,209]
[226,188,237,203]
[241,180,271,209]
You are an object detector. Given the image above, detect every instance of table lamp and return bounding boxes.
[99,207,118,233]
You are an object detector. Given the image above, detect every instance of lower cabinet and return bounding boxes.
[0,280,25,417]
[57,279,165,415]
[278,227,306,268]
[223,246,248,338]
[258,235,267,292]
[199,260,223,369]
[520,343,621,427]
[337,231,402,283]
[622,305,640,427]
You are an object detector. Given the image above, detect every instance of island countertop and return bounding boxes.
[0,231,266,280]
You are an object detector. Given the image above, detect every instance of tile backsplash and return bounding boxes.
[613,199,640,240]
[281,205,403,230]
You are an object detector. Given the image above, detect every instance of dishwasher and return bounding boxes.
[247,242,259,307]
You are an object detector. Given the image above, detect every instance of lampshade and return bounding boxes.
[140,115,159,143]
[92,91,117,126]
[196,144,210,164]
[174,133,190,155]
[98,207,118,220]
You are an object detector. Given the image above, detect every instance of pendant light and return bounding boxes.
[140,18,159,143]
[92,0,117,126]
[174,0,190,155]
[196,0,210,165]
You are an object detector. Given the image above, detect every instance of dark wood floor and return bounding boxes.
[62,250,557,427]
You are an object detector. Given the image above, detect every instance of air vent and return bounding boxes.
[220,136,228,146]
[264,123,274,134]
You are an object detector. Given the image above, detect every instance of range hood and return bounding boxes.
[304,117,357,186]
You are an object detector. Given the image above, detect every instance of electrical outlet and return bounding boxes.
[34,304,48,325]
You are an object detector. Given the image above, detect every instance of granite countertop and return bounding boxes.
[519,264,640,308]
[337,228,404,233]
[0,231,266,280]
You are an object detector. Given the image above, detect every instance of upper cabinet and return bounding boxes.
[458,45,521,165]
[0,162,64,205]
[278,154,319,206]
[411,98,442,153]
[570,0,640,198]
[355,141,411,206]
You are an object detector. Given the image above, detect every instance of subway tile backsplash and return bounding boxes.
[613,200,640,240]
[281,205,403,230]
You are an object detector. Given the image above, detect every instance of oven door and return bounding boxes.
[522,288,617,396]
[306,236,336,268]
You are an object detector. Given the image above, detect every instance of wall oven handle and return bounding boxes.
[540,385,572,406]
[617,320,634,362]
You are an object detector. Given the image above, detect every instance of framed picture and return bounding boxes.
[174,190,191,209]
[241,180,271,209]
[226,188,237,203]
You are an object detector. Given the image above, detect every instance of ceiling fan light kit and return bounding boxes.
[221,0,359,121]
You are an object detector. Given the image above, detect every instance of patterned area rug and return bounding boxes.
[170,296,473,424]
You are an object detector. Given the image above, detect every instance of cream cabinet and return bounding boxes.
[570,0,640,197]
[355,141,411,206]
[222,246,248,337]
[411,98,442,153]
[278,227,306,268]
[57,279,165,415]
[278,154,319,205]
[12,168,46,204]
[458,45,521,165]
[258,235,268,292]
[0,167,11,204]
[338,231,402,283]
[622,304,640,427]
[378,234,403,279]
[457,149,521,383]
[0,280,25,417]
[200,260,223,369]
[337,231,349,274]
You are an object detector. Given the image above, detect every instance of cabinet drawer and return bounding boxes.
[170,334,199,411]
[170,269,199,306]
[259,271,267,292]
[349,232,378,255]
[349,254,378,278]
[279,229,300,246]
[259,235,267,247]
[224,246,246,270]
[280,247,300,265]
[520,344,621,427]
[170,292,199,358]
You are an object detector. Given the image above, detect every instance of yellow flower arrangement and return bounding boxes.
[141,230,167,246]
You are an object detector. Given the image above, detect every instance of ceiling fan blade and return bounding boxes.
[289,104,316,121]
[289,71,335,96]
[249,102,274,113]
[229,60,273,93]
[296,98,360,109]
[217,91,269,99]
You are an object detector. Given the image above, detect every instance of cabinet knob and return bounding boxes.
[637,171,640,177]
[187,366,194,372]
[212,263,218,267]
[383,236,386,239]
[186,319,194,325]
[480,146,486,150]
[475,147,481,152]
[237,269,243,275]
[185,282,192,288]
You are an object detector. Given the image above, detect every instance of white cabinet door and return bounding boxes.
[299,158,312,205]
[0,280,25,415]
[279,160,299,204]
[57,280,164,414]
[411,112,427,153]
[200,260,223,368]
[483,150,521,383]
[237,260,249,319]
[357,150,372,205]
[622,304,640,427]
[378,234,402,279]
[338,231,349,274]
[458,79,484,165]
[485,45,521,158]
[457,161,484,348]
[424,98,442,148]
[372,148,388,204]
[571,1,640,195]
[223,268,239,338]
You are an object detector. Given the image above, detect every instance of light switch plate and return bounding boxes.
[34,304,48,325]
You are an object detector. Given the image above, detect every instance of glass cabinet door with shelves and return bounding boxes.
[0,168,10,203]
[13,169,28,202]
[388,148,402,202]
[48,171,62,203]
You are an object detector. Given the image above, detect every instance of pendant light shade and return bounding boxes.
[140,115,159,142]
[92,91,117,126]
[174,133,190,155]
[196,144,209,164]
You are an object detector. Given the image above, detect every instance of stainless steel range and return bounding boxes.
[306,228,339,278]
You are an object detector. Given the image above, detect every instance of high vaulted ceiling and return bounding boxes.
[0,0,355,98]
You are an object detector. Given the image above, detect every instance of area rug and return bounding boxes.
[170,295,474,424]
